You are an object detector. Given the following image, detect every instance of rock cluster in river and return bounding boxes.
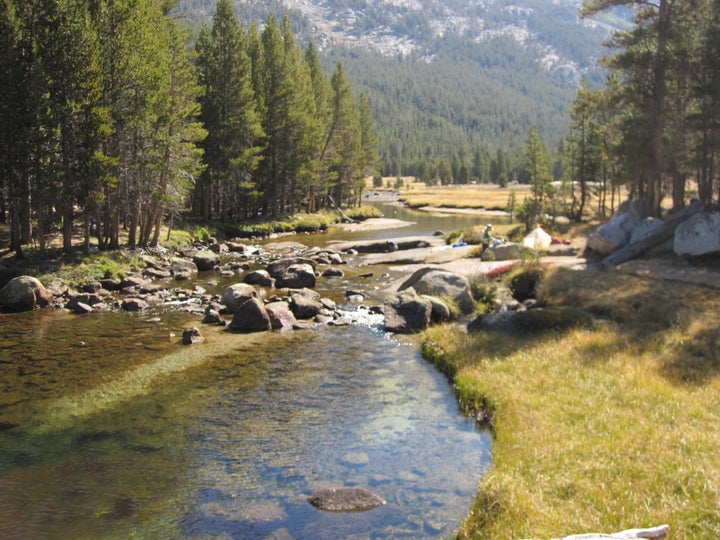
[0,236,489,337]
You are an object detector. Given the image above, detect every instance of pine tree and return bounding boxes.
[582,0,693,215]
[141,21,207,246]
[254,15,319,217]
[326,62,363,207]
[305,42,333,213]
[523,127,553,230]
[195,0,263,221]
[566,80,602,221]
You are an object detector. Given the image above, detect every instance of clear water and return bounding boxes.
[0,204,497,539]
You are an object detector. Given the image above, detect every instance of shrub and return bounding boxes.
[192,226,213,242]
[344,205,383,221]
[509,264,545,302]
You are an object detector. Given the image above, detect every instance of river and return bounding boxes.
[0,202,501,539]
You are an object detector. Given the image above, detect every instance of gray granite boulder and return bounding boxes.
[221,283,258,313]
[674,212,720,257]
[266,301,300,330]
[274,263,316,289]
[267,257,317,278]
[480,242,524,262]
[121,298,149,312]
[0,276,52,311]
[289,292,324,320]
[243,269,275,287]
[587,199,650,255]
[193,250,219,271]
[171,257,198,280]
[382,288,432,334]
[399,268,475,314]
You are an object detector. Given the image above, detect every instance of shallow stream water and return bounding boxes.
[0,203,500,539]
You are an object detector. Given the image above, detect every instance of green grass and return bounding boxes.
[423,266,720,539]
[343,205,384,221]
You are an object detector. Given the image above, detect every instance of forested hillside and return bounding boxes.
[0,0,376,256]
[174,0,619,176]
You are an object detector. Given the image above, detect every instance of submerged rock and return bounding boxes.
[182,326,204,345]
[307,487,386,513]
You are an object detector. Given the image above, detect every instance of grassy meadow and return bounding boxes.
[399,182,533,211]
[423,265,720,539]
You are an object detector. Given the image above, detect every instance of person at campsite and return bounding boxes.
[481,224,503,250]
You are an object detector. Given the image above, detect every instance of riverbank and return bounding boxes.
[422,262,720,539]
[4,204,719,538]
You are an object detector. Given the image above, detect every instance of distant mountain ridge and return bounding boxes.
[175,0,625,174]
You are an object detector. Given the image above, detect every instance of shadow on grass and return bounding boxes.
[540,266,720,386]
[660,327,720,385]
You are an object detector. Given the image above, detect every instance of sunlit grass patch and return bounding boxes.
[398,184,532,211]
[423,267,720,539]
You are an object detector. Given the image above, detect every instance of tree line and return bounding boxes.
[563,0,720,219]
[0,0,378,257]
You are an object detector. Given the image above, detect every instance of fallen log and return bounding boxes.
[554,523,670,539]
[600,201,704,268]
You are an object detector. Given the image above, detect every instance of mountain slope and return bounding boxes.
[175,0,620,174]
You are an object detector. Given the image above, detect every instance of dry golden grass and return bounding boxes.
[423,266,720,539]
[401,184,532,211]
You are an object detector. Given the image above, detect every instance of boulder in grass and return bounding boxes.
[673,212,720,257]
[0,276,52,312]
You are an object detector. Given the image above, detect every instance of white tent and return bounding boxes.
[522,226,552,251]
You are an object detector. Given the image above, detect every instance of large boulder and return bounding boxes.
[171,257,198,280]
[267,257,317,278]
[193,250,219,271]
[289,292,324,320]
[265,301,300,330]
[228,297,272,332]
[382,288,432,334]
[586,199,650,255]
[398,268,475,314]
[243,269,275,287]
[629,216,665,244]
[674,212,720,257]
[221,283,258,313]
[0,276,52,311]
[274,263,317,289]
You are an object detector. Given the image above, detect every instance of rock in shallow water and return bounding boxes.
[307,487,386,513]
